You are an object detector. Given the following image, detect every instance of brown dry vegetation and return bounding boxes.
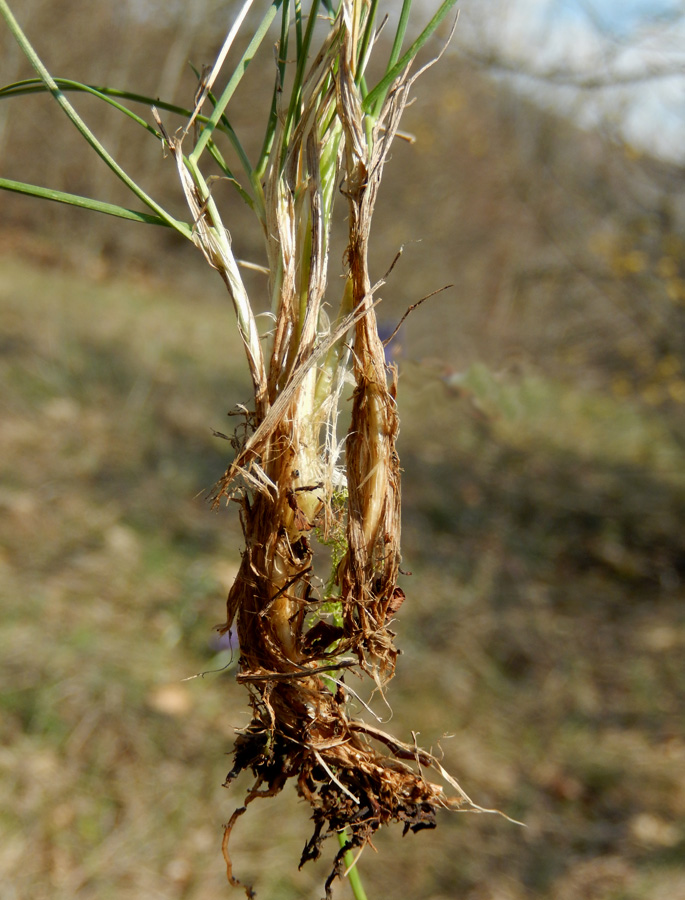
[2,2,685,899]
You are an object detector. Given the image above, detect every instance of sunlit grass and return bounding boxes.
[437,361,685,477]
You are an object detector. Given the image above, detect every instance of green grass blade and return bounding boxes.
[187,63,255,192]
[255,0,292,178]
[0,0,188,236]
[0,77,161,138]
[0,177,185,228]
[362,0,458,113]
[295,0,304,54]
[189,0,283,165]
[0,77,260,160]
[0,78,194,122]
[203,144,256,211]
[0,74,257,210]
[281,0,322,166]
[386,0,412,72]
[355,0,380,83]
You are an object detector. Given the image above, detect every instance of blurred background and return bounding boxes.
[1,1,684,898]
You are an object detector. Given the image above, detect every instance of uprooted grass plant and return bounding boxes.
[0,0,514,895]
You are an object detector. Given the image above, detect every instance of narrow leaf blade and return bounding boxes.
[0,177,188,229]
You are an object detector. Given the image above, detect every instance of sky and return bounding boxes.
[556,0,682,35]
[455,0,685,162]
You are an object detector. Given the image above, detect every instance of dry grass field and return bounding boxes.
[1,247,684,900]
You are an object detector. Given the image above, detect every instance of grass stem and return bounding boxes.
[336,830,369,900]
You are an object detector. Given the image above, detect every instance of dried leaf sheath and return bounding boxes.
[337,48,405,679]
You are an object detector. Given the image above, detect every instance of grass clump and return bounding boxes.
[0,0,504,895]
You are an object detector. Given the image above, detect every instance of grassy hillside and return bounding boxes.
[1,254,684,900]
